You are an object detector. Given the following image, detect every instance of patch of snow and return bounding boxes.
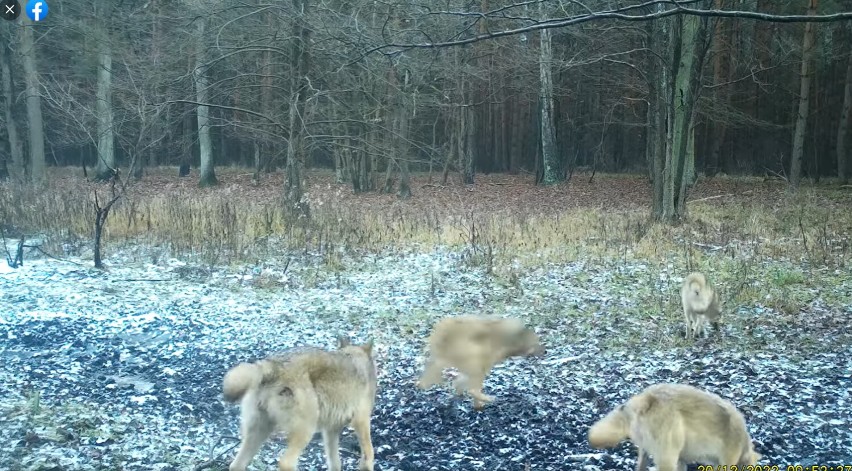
[0,250,850,470]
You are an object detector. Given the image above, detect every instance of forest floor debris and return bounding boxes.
[1,246,850,471]
[3,170,851,270]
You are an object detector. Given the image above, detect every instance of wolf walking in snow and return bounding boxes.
[588,383,761,471]
[416,315,544,409]
[222,336,377,471]
[681,272,722,340]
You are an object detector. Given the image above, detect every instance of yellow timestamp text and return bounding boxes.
[697,466,852,471]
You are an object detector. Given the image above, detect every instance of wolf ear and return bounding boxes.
[337,335,351,348]
[633,393,657,414]
[361,339,374,355]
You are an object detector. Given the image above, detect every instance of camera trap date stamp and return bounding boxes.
[697,466,852,471]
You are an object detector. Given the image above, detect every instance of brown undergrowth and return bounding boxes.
[1,167,849,271]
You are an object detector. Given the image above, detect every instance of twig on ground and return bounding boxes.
[1,228,83,267]
[540,355,581,365]
[194,436,241,471]
[30,245,83,265]
[687,193,733,203]
[692,242,724,251]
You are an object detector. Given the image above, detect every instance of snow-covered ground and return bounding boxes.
[1,248,850,471]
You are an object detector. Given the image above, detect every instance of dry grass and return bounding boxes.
[1,167,850,272]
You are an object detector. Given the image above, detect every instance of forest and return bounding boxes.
[1,1,851,471]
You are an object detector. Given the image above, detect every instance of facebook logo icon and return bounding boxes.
[25,0,47,21]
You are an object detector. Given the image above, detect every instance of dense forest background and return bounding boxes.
[1,0,851,218]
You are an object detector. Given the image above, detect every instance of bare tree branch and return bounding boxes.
[364,3,852,55]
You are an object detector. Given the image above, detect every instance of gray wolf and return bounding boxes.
[223,336,377,471]
[416,315,544,409]
[588,383,761,471]
[681,272,722,340]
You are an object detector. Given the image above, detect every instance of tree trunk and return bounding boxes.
[131,154,143,180]
[331,100,345,184]
[684,124,696,187]
[260,9,275,179]
[334,148,345,183]
[648,11,670,219]
[397,111,412,199]
[707,0,730,176]
[358,128,371,192]
[442,108,456,185]
[654,10,706,223]
[790,0,819,189]
[538,2,561,186]
[180,109,193,175]
[382,153,395,193]
[397,70,412,199]
[499,87,509,172]
[382,92,395,193]
[333,103,346,185]
[284,0,310,217]
[0,36,24,183]
[19,19,46,185]
[195,18,218,188]
[509,99,523,175]
[669,14,705,220]
[837,28,852,184]
[460,104,475,185]
[93,44,116,181]
[253,141,261,182]
[285,95,306,212]
[148,0,161,172]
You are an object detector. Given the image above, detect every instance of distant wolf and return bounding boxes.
[416,315,544,409]
[681,272,722,340]
[223,336,378,471]
[588,383,761,471]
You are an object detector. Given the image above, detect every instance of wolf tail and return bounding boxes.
[223,362,262,402]
[588,410,630,449]
[686,278,713,312]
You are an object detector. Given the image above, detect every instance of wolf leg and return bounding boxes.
[321,427,344,471]
[452,373,469,396]
[652,453,681,471]
[351,415,375,471]
[230,408,274,471]
[635,448,649,471]
[688,314,702,340]
[417,357,444,390]
[683,307,692,339]
[277,426,314,471]
[465,373,495,410]
[695,316,707,338]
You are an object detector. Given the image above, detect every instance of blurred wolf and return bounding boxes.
[681,272,722,340]
[588,383,761,471]
[223,336,377,471]
[416,315,544,409]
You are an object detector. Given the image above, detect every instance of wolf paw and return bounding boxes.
[473,394,495,410]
